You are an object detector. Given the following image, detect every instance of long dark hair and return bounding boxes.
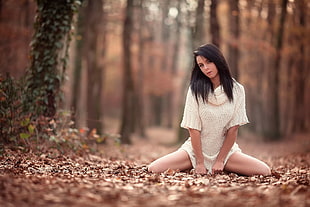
[190,43,234,102]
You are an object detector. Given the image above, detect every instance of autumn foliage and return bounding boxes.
[1,133,309,207]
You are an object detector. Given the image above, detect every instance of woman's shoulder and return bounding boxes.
[185,85,197,101]
[232,80,245,95]
[233,80,244,88]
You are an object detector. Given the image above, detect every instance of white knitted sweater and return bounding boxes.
[179,81,249,173]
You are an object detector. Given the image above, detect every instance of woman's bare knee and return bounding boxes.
[249,157,271,176]
[257,161,271,176]
[148,150,192,173]
[225,152,271,176]
[148,161,163,173]
[147,156,171,173]
[148,163,155,172]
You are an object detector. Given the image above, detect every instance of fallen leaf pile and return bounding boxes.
[0,148,309,207]
[0,130,309,207]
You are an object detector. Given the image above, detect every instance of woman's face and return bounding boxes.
[196,55,219,81]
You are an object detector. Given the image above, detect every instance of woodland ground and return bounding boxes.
[0,127,309,207]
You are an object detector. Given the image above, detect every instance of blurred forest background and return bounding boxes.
[0,0,309,146]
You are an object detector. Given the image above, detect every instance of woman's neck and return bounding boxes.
[211,77,220,89]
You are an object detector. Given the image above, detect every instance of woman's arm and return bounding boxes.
[188,128,207,174]
[212,125,239,174]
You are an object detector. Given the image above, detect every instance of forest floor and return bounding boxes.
[0,127,309,207]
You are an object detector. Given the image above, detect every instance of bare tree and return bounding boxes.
[120,0,135,144]
[292,0,307,132]
[81,0,106,134]
[178,0,206,142]
[135,0,146,137]
[0,0,35,78]
[210,0,220,47]
[167,0,182,128]
[227,0,239,79]
[193,0,205,48]
[267,0,288,139]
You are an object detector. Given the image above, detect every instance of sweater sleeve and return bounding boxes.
[226,84,249,129]
[180,87,202,131]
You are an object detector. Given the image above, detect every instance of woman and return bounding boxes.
[148,44,271,176]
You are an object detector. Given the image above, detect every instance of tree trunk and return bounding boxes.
[293,0,307,132]
[136,0,146,138]
[227,0,239,79]
[168,0,182,129]
[178,0,204,143]
[0,0,2,17]
[267,0,288,139]
[0,0,35,78]
[283,57,295,135]
[71,11,84,129]
[210,0,220,47]
[82,0,105,134]
[158,0,171,127]
[193,0,205,48]
[120,0,135,144]
[25,0,79,117]
[256,1,274,135]
[162,0,175,128]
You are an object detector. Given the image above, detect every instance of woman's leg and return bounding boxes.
[148,150,193,173]
[224,152,271,176]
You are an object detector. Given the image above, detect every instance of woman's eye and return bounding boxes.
[206,60,212,64]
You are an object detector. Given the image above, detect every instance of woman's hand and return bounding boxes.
[212,160,224,174]
[195,163,207,175]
